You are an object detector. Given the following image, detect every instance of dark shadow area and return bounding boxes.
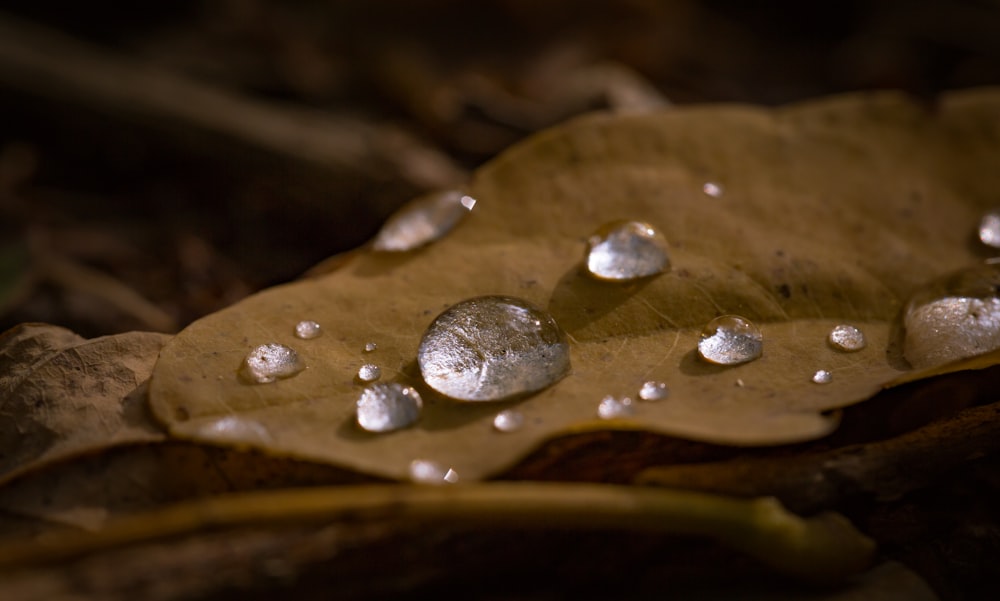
[547,263,655,337]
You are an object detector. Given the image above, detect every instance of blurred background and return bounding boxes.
[1,0,998,337]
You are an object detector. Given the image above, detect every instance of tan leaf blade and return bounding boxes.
[149,89,1000,481]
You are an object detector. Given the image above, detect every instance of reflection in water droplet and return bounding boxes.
[239,343,305,383]
[697,315,763,365]
[409,459,458,484]
[197,416,271,443]
[373,189,476,252]
[597,395,634,419]
[828,325,866,352]
[492,409,525,433]
[294,320,322,339]
[638,381,669,401]
[979,210,1000,248]
[357,363,382,382]
[363,342,378,353]
[585,220,670,281]
[903,264,1000,369]
[811,369,832,384]
[703,182,724,198]
[418,295,571,402]
[356,383,422,432]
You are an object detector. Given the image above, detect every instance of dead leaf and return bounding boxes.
[0,324,169,484]
[149,89,1000,481]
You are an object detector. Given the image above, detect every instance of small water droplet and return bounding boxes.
[373,190,476,252]
[239,343,305,383]
[903,264,1000,369]
[811,369,832,384]
[357,363,382,382]
[597,395,634,419]
[363,342,378,353]
[585,220,670,281]
[356,383,422,432]
[702,182,724,198]
[409,459,458,484]
[638,381,669,401]
[828,325,866,352]
[492,409,525,433]
[697,315,763,365]
[418,295,571,402]
[979,210,1000,248]
[294,320,322,339]
[197,416,271,443]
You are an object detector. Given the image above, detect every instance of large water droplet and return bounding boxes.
[492,409,525,433]
[811,369,832,384]
[373,190,476,252]
[979,210,1000,248]
[585,220,670,281]
[357,363,382,382]
[356,383,422,432]
[294,320,322,340]
[239,343,305,383]
[409,459,459,484]
[903,265,1000,369]
[828,325,866,352]
[417,295,571,402]
[597,395,634,419]
[697,315,763,365]
[638,381,669,401]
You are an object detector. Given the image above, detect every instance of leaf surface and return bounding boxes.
[150,89,1000,481]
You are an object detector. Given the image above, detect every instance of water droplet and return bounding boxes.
[638,381,669,401]
[903,264,1000,369]
[417,295,571,402]
[697,315,763,365]
[702,182,724,198]
[356,383,422,433]
[363,342,378,353]
[585,220,670,281]
[239,343,305,383]
[373,189,476,252]
[597,395,634,419]
[197,416,271,443]
[294,320,322,340]
[828,325,866,352]
[492,409,525,433]
[979,210,1000,248]
[357,363,382,382]
[409,459,458,484]
[811,369,832,384]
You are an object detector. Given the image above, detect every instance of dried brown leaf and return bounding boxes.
[0,324,169,484]
[149,89,1000,481]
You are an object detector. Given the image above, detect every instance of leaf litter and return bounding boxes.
[0,323,168,485]
[146,89,1000,482]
